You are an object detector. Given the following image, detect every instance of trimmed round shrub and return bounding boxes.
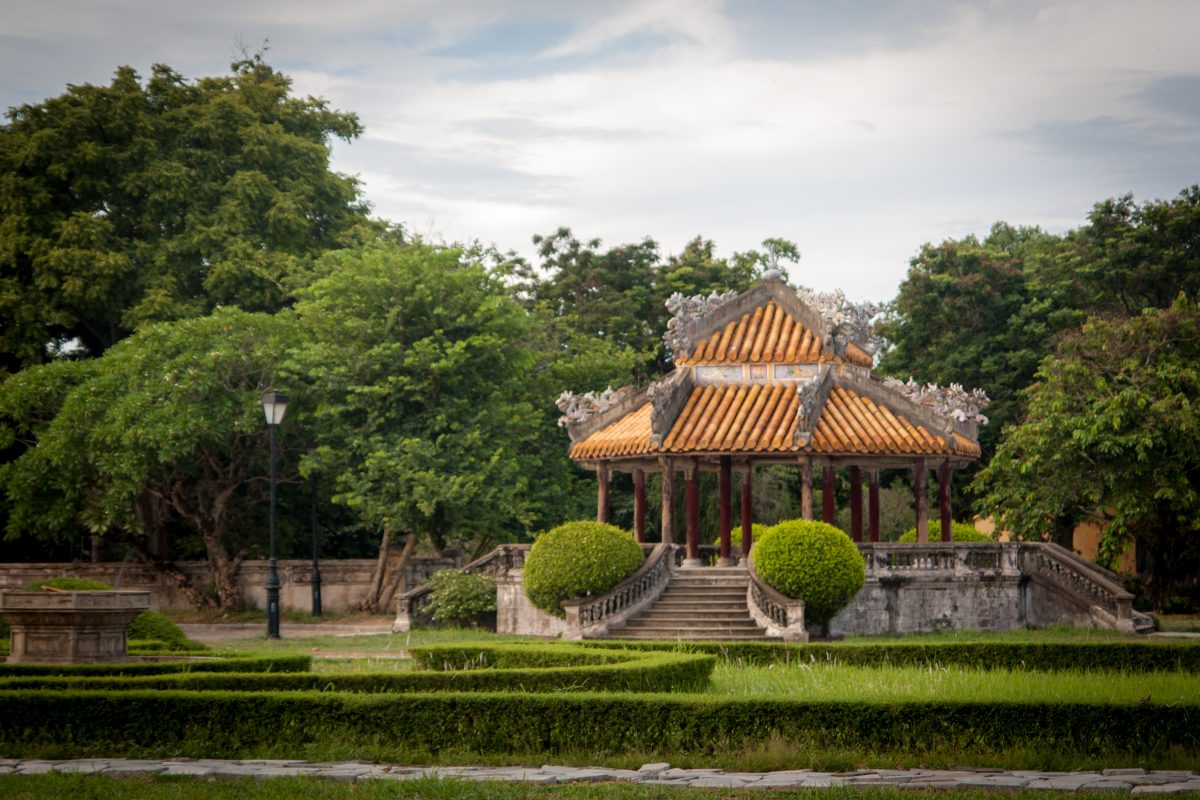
[899,521,992,542]
[523,521,644,617]
[426,569,497,626]
[753,519,865,627]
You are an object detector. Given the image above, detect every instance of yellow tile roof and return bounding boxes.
[681,300,873,368]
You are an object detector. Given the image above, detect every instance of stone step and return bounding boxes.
[663,582,748,590]
[626,613,756,625]
[599,628,768,640]
[651,601,748,612]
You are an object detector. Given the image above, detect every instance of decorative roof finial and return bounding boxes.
[763,267,783,281]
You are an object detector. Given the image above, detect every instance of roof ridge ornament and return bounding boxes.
[663,289,738,362]
[880,377,991,426]
[798,289,884,356]
[556,386,628,429]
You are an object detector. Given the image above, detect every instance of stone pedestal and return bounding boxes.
[0,590,150,664]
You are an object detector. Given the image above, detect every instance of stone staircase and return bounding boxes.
[597,566,772,641]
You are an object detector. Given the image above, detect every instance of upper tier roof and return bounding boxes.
[560,273,986,464]
[681,299,873,368]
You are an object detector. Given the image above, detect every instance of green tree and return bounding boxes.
[0,309,301,607]
[976,299,1200,610]
[292,241,545,611]
[0,55,368,371]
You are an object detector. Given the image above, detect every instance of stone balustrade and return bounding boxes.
[562,543,674,640]
[745,560,807,642]
[393,545,530,633]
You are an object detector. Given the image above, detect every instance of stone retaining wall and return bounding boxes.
[0,557,456,613]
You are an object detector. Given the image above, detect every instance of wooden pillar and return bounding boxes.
[800,459,813,520]
[849,466,863,542]
[868,469,881,543]
[938,459,952,543]
[740,464,753,562]
[685,460,700,564]
[659,458,674,544]
[822,466,836,524]
[718,456,733,566]
[634,467,647,543]
[913,458,928,543]
[597,464,611,524]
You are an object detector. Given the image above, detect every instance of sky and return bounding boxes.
[3,0,1199,302]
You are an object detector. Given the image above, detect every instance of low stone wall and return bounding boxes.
[495,570,566,637]
[827,542,1133,636]
[0,557,456,613]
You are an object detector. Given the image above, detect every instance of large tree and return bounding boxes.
[0,309,301,607]
[292,241,547,611]
[976,299,1200,609]
[0,55,368,372]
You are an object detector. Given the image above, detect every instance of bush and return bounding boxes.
[899,521,992,542]
[753,520,865,626]
[426,570,496,625]
[523,521,643,617]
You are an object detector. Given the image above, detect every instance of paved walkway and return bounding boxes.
[3,759,1199,793]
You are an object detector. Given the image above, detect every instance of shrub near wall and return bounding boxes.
[753,520,865,626]
[523,521,643,617]
[899,522,991,542]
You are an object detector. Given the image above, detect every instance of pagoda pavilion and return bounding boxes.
[557,270,988,566]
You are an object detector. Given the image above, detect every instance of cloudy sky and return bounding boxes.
[3,0,1198,301]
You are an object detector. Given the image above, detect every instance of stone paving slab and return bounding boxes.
[2,759,1199,793]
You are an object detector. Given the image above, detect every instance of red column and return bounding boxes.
[849,466,863,542]
[741,465,753,561]
[914,458,928,542]
[660,458,674,544]
[869,470,881,543]
[634,467,646,543]
[718,456,733,565]
[822,466,836,524]
[597,463,611,524]
[685,461,700,563]
[938,460,952,543]
[801,460,813,520]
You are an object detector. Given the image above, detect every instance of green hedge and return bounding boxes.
[753,520,865,626]
[0,689,1194,759]
[408,643,633,670]
[576,639,1200,672]
[0,655,311,677]
[0,651,714,695]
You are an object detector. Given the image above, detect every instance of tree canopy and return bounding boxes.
[0,309,301,607]
[0,55,368,372]
[976,299,1200,609]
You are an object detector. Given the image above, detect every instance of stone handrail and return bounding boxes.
[393,544,530,633]
[562,542,674,640]
[745,558,808,642]
[1018,541,1134,630]
[857,542,1020,578]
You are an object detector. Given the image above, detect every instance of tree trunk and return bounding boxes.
[377,534,418,614]
[131,493,211,608]
[201,529,245,610]
[126,539,213,609]
[359,529,392,612]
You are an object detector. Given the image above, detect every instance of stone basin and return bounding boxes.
[0,590,150,664]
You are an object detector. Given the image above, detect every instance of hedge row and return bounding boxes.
[0,655,311,677]
[0,651,715,694]
[577,640,1200,672]
[0,689,1194,759]
[408,643,634,670]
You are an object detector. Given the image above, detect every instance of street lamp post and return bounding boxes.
[262,391,289,639]
[310,473,322,617]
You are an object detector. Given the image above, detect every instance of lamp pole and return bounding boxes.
[262,392,289,639]
[310,472,322,617]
